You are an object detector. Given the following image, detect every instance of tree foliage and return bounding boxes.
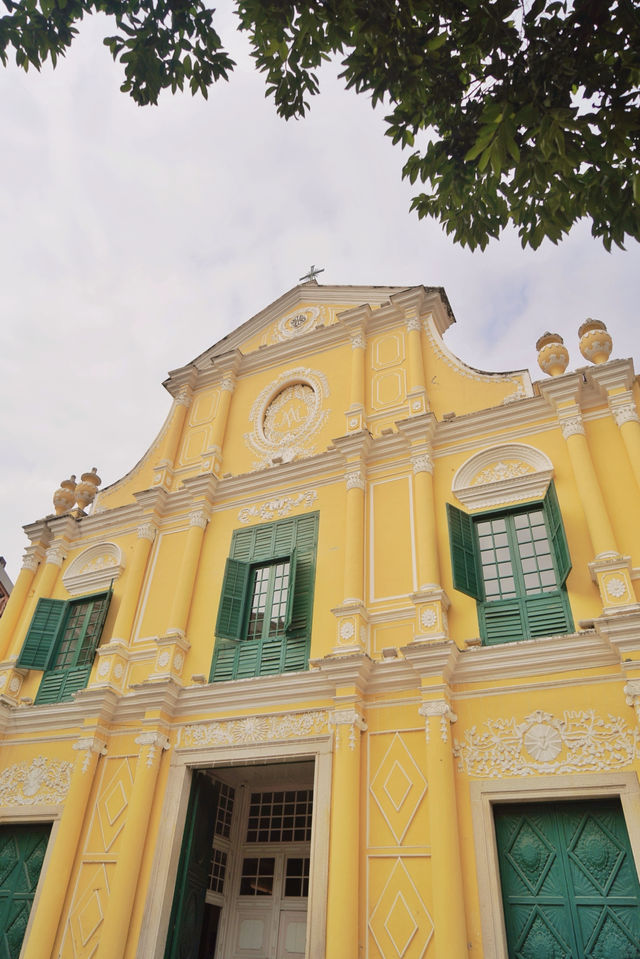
[2,0,639,250]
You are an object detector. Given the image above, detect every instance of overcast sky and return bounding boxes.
[1,5,638,580]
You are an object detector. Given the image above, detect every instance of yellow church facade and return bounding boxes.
[1,282,640,959]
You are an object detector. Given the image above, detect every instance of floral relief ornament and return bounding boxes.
[179,710,329,749]
[454,709,640,777]
[606,576,628,600]
[0,757,73,806]
[238,490,318,524]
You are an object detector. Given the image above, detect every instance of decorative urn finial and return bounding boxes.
[578,318,612,364]
[536,332,569,377]
[53,475,77,515]
[74,468,102,515]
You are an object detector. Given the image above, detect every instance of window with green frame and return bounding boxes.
[446,482,573,645]
[16,591,112,703]
[210,513,318,682]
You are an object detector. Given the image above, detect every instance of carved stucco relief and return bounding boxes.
[179,710,329,749]
[0,757,72,806]
[454,709,639,777]
[245,368,330,468]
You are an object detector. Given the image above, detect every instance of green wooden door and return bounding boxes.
[164,772,220,959]
[495,799,640,958]
[0,823,51,959]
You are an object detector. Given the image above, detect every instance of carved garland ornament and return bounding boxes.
[454,709,640,778]
[238,490,318,523]
[0,757,73,806]
[179,710,329,749]
[245,368,330,468]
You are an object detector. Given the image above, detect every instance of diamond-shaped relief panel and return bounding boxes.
[507,819,556,895]
[570,817,624,894]
[369,858,433,959]
[586,907,640,958]
[62,862,111,959]
[384,891,418,957]
[87,758,135,855]
[518,909,572,959]
[370,733,427,845]
[384,762,413,812]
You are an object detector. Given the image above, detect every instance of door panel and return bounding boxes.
[276,911,306,958]
[495,800,640,959]
[0,823,51,959]
[164,773,220,959]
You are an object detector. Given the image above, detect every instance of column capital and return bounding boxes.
[329,707,367,750]
[137,522,157,542]
[608,390,640,427]
[73,735,107,773]
[411,452,433,475]
[419,699,457,742]
[188,508,209,529]
[560,413,586,439]
[135,730,170,766]
[173,386,193,408]
[21,545,45,572]
[44,544,65,567]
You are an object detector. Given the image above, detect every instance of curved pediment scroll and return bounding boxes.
[453,443,553,510]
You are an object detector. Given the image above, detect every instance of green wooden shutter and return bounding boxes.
[446,503,483,600]
[215,559,251,640]
[544,482,571,585]
[479,601,526,645]
[164,772,219,959]
[16,599,66,670]
[283,548,297,631]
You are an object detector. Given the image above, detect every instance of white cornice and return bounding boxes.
[451,631,618,684]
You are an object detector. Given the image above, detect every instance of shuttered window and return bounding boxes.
[447,483,573,645]
[210,513,318,682]
[17,591,112,704]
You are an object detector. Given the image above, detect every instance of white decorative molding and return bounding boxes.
[606,576,628,600]
[189,509,209,529]
[419,701,457,743]
[454,709,639,777]
[62,542,124,595]
[560,415,585,439]
[21,553,40,573]
[329,709,368,750]
[220,375,235,393]
[178,710,329,749]
[272,305,325,342]
[339,621,355,641]
[0,757,73,806]
[420,609,437,629]
[137,523,157,542]
[406,315,422,333]
[411,453,433,475]
[453,443,553,510]
[135,731,170,766]
[245,368,330,467]
[45,545,65,567]
[73,736,107,774]
[238,490,318,523]
[351,332,366,350]
[345,469,366,491]
[174,387,193,408]
[612,403,640,427]
[423,317,528,400]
